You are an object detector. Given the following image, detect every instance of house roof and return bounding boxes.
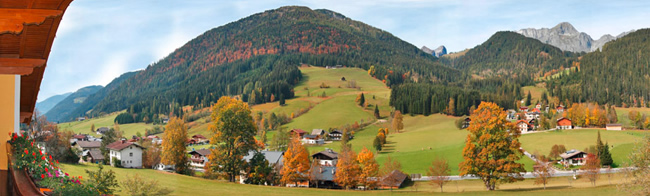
[72,134,87,139]
[106,140,145,151]
[189,149,211,157]
[557,117,572,122]
[530,108,541,113]
[291,129,306,134]
[310,166,336,181]
[97,127,109,132]
[76,141,101,148]
[381,170,408,187]
[606,124,622,127]
[311,129,325,135]
[243,150,285,165]
[312,149,338,160]
[303,134,318,139]
[329,130,343,134]
[560,149,585,159]
[192,134,207,139]
[87,149,104,160]
[516,120,531,127]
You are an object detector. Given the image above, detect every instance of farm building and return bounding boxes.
[556,117,573,129]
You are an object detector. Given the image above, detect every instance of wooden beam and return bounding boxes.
[0,58,45,75]
[0,8,62,34]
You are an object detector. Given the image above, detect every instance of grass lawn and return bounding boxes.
[57,110,156,138]
[519,129,648,166]
[522,86,548,106]
[61,163,625,196]
[613,107,650,128]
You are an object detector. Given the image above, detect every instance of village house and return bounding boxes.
[560,149,588,166]
[191,134,209,144]
[312,149,338,166]
[77,117,86,121]
[328,130,343,141]
[536,103,542,110]
[525,108,541,120]
[188,149,211,168]
[302,134,325,145]
[146,135,162,144]
[73,141,101,152]
[379,170,409,189]
[556,105,565,113]
[290,129,307,138]
[85,149,104,164]
[516,120,533,133]
[311,129,327,137]
[506,109,518,121]
[462,117,471,129]
[519,106,529,112]
[557,117,573,129]
[96,127,110,135]
[309,166,338,189]
[72,134,88,142]
[107,139,145,168]
[241,150,285,184]
[606,124,622,131]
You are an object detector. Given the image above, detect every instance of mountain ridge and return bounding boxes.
[517,22,634,53]
[36,92,72,114]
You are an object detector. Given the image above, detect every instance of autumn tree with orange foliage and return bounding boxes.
[427,157,451,192]
[161,117,189,174]
[357,147,379,190]
[459,102,526,191]
[280,134,310,186]
[208,96,258,182]
[581,153,600,186]
[334,147,360,190]
[392,111,404,133]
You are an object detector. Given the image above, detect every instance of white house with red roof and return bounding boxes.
[107,139,145,168]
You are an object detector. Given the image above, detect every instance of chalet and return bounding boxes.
[96,127,109,135]
[462,117,471,129]
[161,117,170,124]
[535,103,542,110]
[606,124,622,131]
[560,149,588,166]
[303,134,324,145]
[556,117,573,129]
[326,65,344,69]
[74,141,101,152]
[188,149,211,168]
[516,120,533,133]
[379,170,409,189]
[525,111,540,120]
[191,134,209,144]
[107,140,145,168]
[309,166,338,188]
[241,150,285,184]
[312,149,338,166]
[506,110,518,121]
[72,134,88,141]
[328,130,343,141]
[519,106,529,112]
[146,135,162,144]
[311,129,327,137]
[85,149,104,164]
[290,129,307,138]
[556,105,565,113]
[77,117,86,121]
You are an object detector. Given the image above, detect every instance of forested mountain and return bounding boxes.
[547,28,650,107]
[78,6,462,120]
[443,31,580,80]
[36,92,71,114]
[44,86,102,123]
[57,71,139,122]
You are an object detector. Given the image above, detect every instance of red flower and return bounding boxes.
[56,160,59,164]
[24,149,28,154]
[45,168,48,172]
[32,152,35,156]
[79,176,82,180]
[13,134,17,139]
[65,173,68,176]
[41,156,46,160]
[39,150,42,155]
[41,174,45,179]
[49,155,52,160]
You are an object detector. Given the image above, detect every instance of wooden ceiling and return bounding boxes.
[0,0,74,123]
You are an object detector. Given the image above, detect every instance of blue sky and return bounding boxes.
[39,0,650,101]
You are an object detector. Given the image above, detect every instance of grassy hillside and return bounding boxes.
[519,129,647,166]
[58,111,155,138]
[62,163,623,195]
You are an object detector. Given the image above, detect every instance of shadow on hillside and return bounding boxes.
[499,186,571,192]
[378,143,396,154]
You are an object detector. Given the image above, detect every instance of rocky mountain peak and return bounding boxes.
[552,22,579,36]
[516,22,632,53]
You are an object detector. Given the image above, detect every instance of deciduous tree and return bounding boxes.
[161,117,189,174]
[392,111,404,133]
[208,96,258,182]
[280,134,310,186]
[427,158,451,192]
[459,102,526,191]
[357,147,379,190]
[335,147,360,190]
[581,153,600,186]
[619,135,650,195]
[532,155,554,189]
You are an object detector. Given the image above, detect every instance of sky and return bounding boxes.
[39,0,650,101]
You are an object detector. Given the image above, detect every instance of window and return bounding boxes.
[130,152,133,157]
